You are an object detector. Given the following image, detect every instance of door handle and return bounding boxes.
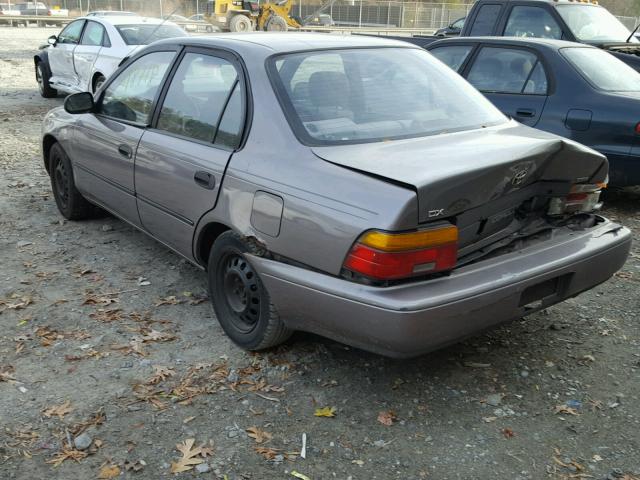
[194,171,215,190]
[117,144,132,158]
[515,108,536,118]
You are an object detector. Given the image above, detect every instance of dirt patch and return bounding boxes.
[1,26,639,480]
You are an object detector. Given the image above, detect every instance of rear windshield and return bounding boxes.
[115,24,186,45]
[556,4,637,43]
[269,48,506,146]
[561,47,640,92]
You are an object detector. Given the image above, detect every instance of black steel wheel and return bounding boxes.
[49,143,98,220]
[208,231,292,350]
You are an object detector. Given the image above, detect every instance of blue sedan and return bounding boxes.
[426,37,640,186]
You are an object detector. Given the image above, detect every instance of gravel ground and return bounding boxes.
[1,27,640,480]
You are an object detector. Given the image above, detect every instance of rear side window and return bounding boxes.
[157,52,240,144]
[504,6,562,39]
[430,45,474,72]
[100,51,175,124]
[469,4,501,36]
[81,21,105,46]
[467,47,548,95]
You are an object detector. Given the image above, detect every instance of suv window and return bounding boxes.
[100,51,175,124]
[504,6,562,39]
[469,4,501,36]
[157,53,239,144]
[58,20,85,45]
[430,45,474,72]
[81,21,105,46]
[467,47,548,95]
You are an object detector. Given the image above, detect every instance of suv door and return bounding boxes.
[71,50,177,226]
[463,45,549,127]
[74,20,107,92]
[48,19,85,87]
[135,49,246,258]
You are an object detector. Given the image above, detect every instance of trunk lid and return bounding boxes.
[311,123,607,225]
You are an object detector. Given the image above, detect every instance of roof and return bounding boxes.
[82,15,179,26]
[428,36,598,51]
[154,32,417,53]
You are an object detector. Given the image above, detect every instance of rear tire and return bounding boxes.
[36,61,57,98]
[229,14,252,32]
[265,14,287,31]
[208,231,292,351]
[49,143,98,220]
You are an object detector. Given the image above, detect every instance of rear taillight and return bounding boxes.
[547,183,605,216]
[343,226,458,281]
[635,122,640,135]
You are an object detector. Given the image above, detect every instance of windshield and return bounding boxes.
[269,48,506,146]
[116,24,186,45]
[556,4,637,43]
[562,47,640,92]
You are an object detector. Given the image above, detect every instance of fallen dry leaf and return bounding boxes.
[46,446,87,467]
[0,365,16,383]
[501,427,515,439]
[155,295,183,307]
[124,459,146,472]
[98,464,121,479]
[170,438,204,474]
[291,471,312,480]
[314,406,336,418]
[145,365,176,385]
[377,411,397,426]
[43,400,73,419]
[554,404,580,416]
[246,426,273,444]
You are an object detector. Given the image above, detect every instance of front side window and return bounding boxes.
[467,47,547,95]
[81,21,105,46]
[556,4,637,43]
[100,51,175,124]
[504,6,562,39]
[157,53,239,143]
[115,24,187,46]
[470,4,501,36]
[562,47,640,92]
[430,45,474,72]
[270,48,506,145]
[58,20,85,44]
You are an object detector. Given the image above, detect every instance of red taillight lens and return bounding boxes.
[343,226,458,281]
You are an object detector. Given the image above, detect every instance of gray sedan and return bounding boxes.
[41,34,631,358]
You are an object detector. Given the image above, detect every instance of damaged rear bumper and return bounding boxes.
[249,219,631,358]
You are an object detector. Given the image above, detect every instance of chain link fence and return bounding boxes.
[25,0,640,30]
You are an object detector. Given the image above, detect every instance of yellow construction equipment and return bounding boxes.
[205,0,302,32]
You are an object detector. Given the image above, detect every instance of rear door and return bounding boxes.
[48,19,85,87]
[462,45,549,127]
[134,48,246,258]
[73,20,106,92]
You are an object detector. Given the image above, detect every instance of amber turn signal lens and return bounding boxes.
[359,226,458,252]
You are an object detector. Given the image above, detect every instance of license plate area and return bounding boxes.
[519,274,572,311]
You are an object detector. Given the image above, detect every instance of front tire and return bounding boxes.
[265,14,287,31]
[49,143,98,220]
[208,231,292,351]
[36,61,57,98]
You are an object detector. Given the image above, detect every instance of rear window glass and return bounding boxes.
[561,47,640,92]
[269,48,506,146]
[116,24,186,45]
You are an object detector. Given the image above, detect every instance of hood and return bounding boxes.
[312,122,607,223]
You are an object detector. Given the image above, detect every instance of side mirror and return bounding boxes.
[48,35,58,45]
[64,92,94,114]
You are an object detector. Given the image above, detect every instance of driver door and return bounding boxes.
[48,19,85,88]
[71,50,177,226]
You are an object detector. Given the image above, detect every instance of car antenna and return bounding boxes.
[138,5,181,46]
[625,22,640,43]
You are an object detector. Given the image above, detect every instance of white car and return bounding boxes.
[34,16,187,97]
